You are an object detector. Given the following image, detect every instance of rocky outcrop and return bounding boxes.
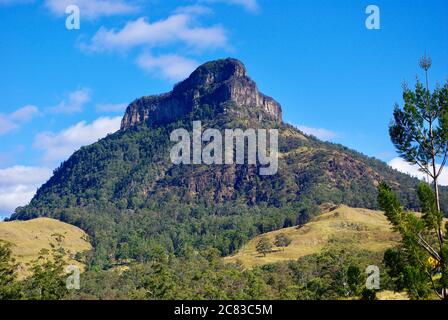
[120,58,282,130]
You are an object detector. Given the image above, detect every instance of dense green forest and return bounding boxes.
[10,113,446,269]
[0,237,385,300]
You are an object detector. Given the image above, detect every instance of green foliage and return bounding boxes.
[383,60,448,299]
[378,182,447,299]
[360,288,377,300]
[389,60,448,215]
[389,80,448,175]
[377,183,404,228]
[0,235,74,300]
[418,183,443,230]
[67,245,381,300]
[21,234,69,300]
[383,248,406,291]
[274,233,292,250]
[347,265,362,296]
[2,243,380,300]
[0,241,21,299]
[0,230,390,300]
[256,237,272,257]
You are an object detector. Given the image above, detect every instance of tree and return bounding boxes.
[256,237,272,257]
[378,182,447,299]
[346,265,362,297]
[22,234,69,300]
[360,288,377,300]
[385,56,448,299]
[296,209,310,226]
[389,55,448,214]
[274,234,292,251]
[0,241,21,299]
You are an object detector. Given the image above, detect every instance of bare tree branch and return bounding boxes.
[417,234,441,261]
[436,150,447,178]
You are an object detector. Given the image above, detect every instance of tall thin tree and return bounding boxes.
[385,56,448,299]
[389,55,448,228]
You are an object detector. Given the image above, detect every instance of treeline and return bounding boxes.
[32,202,317,269]
[0,238,385,300]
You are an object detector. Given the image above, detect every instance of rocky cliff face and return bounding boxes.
[120,58,282,130]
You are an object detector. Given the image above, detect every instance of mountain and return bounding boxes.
[121,58,282,129]
[10,58,447,266]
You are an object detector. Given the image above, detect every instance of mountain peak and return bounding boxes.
[170,58,249,96]
[184,58,247,85]
[120,58,282,130]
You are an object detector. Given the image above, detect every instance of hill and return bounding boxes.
[0,218,91,276]
[9,58,447,266]
[225,205,400,268]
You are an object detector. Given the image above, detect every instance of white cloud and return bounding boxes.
[9,105,39,122]
[204,0,259,13]
[96,102,128,113]
[0,105,39,135]
[0,166,53,215]
[136,53,199,82]
[0,116,17,135]
[296,125,338,141]
[389,157,448,186]
[44,0,139,19]
[47,88,91,114]
[0,116,122,216]
[34,116,121,163]
[83,14,227,52]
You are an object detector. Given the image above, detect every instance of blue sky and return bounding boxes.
[0,0,447,217]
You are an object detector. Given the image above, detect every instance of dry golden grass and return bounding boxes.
[376,290,410,300]
[0,218,91,277]
[281,127,308,140]
[225,205,400,268]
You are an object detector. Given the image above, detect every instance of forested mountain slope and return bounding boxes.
[10,58,447,267]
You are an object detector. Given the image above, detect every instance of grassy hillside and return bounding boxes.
[0,218,91,277]
[225,205,401,268]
